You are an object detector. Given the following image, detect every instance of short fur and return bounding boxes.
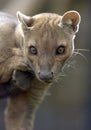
[0,11,81,130]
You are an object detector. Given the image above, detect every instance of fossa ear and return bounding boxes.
[17,11,34,30]
[61,10,81,33]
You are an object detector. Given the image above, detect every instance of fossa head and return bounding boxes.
[17,10,81,83]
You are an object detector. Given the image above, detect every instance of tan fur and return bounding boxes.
[0,12,27,83]
[0,11,81,130]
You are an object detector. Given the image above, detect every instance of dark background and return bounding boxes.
[0,0,91,130]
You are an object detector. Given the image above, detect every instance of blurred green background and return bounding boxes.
[0,0,91,130]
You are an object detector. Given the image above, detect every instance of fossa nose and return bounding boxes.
[39,71,53,82]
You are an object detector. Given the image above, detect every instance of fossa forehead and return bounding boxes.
[33,13,61,20]
[28,13,72,41]
[32,13,62,29]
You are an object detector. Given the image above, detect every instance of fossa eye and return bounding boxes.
[29,46,37,55]
[56,45,66,55]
